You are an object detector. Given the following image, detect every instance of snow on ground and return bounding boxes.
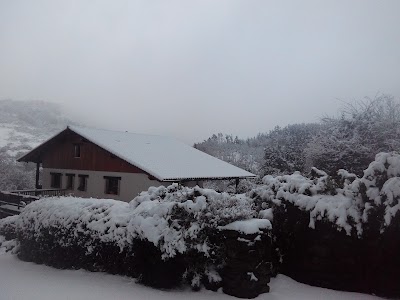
[0,253,382,300]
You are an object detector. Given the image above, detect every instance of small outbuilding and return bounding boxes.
[18,126,256,201]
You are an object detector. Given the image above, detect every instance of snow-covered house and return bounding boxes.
[18,126,256,201]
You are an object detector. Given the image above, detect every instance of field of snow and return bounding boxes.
[0,253,382,300]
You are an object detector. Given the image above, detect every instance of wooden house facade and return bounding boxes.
[18,126,256,201]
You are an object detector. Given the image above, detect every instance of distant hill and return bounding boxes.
[0,99,78,190]
[0,100,76,157]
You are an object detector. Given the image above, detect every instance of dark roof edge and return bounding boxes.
[162,175,257,182]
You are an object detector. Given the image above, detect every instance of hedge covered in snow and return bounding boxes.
[249,152,400,237]
[0,184,262,292]
[0,214,18,240]
[248,152,400,296]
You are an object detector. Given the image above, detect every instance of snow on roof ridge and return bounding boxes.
[68,125,167,139]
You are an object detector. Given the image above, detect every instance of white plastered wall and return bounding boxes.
[42,168,166,202]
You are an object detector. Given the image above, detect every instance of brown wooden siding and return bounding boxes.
[42,130,147,174]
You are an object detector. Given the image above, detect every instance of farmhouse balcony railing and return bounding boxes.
[9,188,68,197]
[0,189,67,216]
[0,191,40,216]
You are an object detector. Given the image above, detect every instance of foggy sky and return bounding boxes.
[1,0,400,144]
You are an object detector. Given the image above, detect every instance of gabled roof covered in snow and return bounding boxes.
[18,126,256,181]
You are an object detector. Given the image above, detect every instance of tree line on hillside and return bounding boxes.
[195,94,400,179]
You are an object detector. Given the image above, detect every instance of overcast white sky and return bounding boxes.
[1,0,400,143]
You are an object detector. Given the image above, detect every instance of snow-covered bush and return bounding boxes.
[250,168,362,235]
[0,235,19,254]
[132,184,256,229]
[0,215,18,240]
[0,215,19,254]
[203,178,260,193]
[129,184,256,289]
[248,151,400,284]
[343,152,400,233]
[13,184,258,290]
[251,153,400,236]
